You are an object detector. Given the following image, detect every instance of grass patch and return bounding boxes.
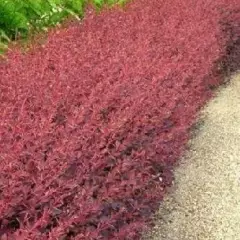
[0,0,127,54]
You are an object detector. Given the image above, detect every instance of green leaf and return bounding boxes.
[0,29,11,42]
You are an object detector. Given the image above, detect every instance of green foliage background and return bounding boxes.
[0,0,127,54]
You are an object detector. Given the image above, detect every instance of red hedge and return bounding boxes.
[0,0,239,239]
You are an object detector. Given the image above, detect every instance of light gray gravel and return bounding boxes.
[145,73,240,240]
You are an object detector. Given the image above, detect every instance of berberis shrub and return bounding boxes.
[0,0,239,238]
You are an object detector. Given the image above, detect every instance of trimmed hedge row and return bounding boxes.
[0,0,239,239]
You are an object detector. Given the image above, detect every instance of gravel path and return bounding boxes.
[146,73,240,240]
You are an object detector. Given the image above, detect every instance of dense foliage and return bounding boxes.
[0,0,239,239]
[0,0,126,53]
